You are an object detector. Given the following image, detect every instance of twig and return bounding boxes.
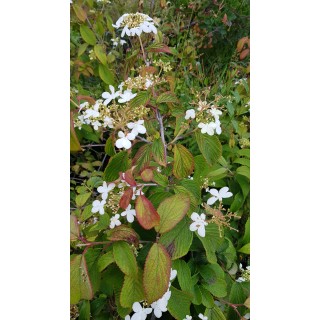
[98,153,108,171]
[81,144,105,148]
[155,109,167,163]
[136,136,151,143]
[138,35,148,65]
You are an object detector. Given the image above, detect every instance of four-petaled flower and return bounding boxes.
[115,131,136,149]
[209,108,222,120]
[189,212,208,237]
[118,89,137,103]
[198,122,217,136]
[127,120,147,136]
[97,182,115,200]
[151,291,171,318]
[121,204,136,223]
[185,109,196,120]
[131,302,152,320]
[207,187,233,205]
[109,214,121,229]
[92,120,102,131]
[91,199,106,215]
[103,116,114,128]
[102,85,121,106]
[199,313,208,320]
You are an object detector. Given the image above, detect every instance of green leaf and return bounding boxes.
[197,223,224,264]
[103,151,129,182]
[172,260,193,296]
[135,195,160,230]
[159,217,193,260]
[113,241,138,277]
[94,44,107,65]
[71,128,82,152]
[156,92,179,104]
[173,144,194,179]
[167,286,192,319]
[152,171,169,187]
[155,194,190,233]
[84,248,101,293]
[226,283,248,320]
[73,4,87,22]
[120,269,145,308]
[237,149,250,158]
[97,251,114,272]
[205,305,227,320]
[129,91,151,109]
[238,243,250,254]
[98,64,115,85]
[239,218,250,247]
[70,215,80,241]
[235,174,250,199]
[236,166,250,179]
[132,144,153,173]
[105,136,115,156]
[152,138,166,166]
[199,286,215,308]
[233,158,250,167]
[195,131,222,166]
[76,192,91,207]
[143,243,171,303]
[80,24,96,45]
[79,300,90,320]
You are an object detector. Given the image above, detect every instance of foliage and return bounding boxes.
[70,0,250,319]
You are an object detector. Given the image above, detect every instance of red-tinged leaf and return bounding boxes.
[135,195,160,230]
[70,215,80,241]
[141,167,154,182]
[77,95,96,105]
[240,48,250,60]
[139,66,157,76]
[146,43,173,54]
[237,36,249,53]
[221,13,228,25]
[121,169,137,186]
[73,4,87,22]
[143,243,172,303]
[107,225,140,246]
[119,188,133,210]
[173,144,194,179]
[70,112,82,153]
[132,144,153,173]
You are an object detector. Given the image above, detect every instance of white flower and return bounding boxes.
[118,82,125,91]
[236,277,246,283]
[125,316,131,320]
[244,313,250,319]
[145,79,153,88]
[91,199,106,215]
[131,187,144,200]
[198,314,208,320]
[209,108,222,120]
[151,291,171,318]
[79,101,89,111]
[102,85,121,106]
[118,89,137,103]
[183,316,192,320]
[111,37,127,47]
[115,131,136,149]
[189,213,208,237]
[131,302,152,320]
[92,120,102,130]
[103,116,114,128]
[215,119,222,135]
[127,120,146,136]
[109,214,121,229]
[185,109,196,120]
[83,108,100,119]
[121,204,136,223]
[198,122,217,136]
[207,187,233,205]
[170,269,177,281]
[97,182,115,200]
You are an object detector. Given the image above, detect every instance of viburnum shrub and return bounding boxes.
[71,2,250,320]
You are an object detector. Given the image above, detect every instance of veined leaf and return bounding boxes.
[135,195,160,230]
[97,251,114,272]
[167,286,192,319]
[80,25,96,46]
[73,4,87,22]
[70,215,80,241]
[152,138,166,166]
[172,260,193,296]
[132,144,153,173]
[105,136,115,156]
[143,243,171,303]
[99,64,115,85]
[205,305,227,320]
[238,243,250,254]
[173,144,194,179]
[94,44,107,66]
[107,225,140,246]
[155,194,190,233]
[156,92,179,104]
[113,241,138,277]
[129,91,151,109]
[103,151,129,182]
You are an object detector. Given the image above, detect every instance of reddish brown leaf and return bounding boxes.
[141,167,154,182]
[77,95,96,105]
[139,66,157,76]
[135,195,160,230]
[147,44,172,54]
[240,48,250,60]
[237,36,249,53]
[119,188,133,209]
[121,169,137,186]
[107,225,140,246]
[221,13,228,25]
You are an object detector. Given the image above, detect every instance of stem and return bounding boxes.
[155,109,167,163]
[136,136,151,143]
[138,35,148,65]
[168,128,197,145]
[81,144,105,148]
[137,183,158,187]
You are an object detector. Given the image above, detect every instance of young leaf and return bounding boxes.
[107,225,140,246]
[140,167,154,182]
[119,188,133,209]
[143,243,171,303]
[129,91,151,109]
[94,44,107,66]
[135,195,160,230]
[97,251,114,272]
[195,131,222,166]
[103,151,129,182]
[173,144,194,179]
[155,193,190,233]
[167,286,192,319]
[75,192,91,207]
[99,64,115,85]
[120,169,137,186]
[159,217,193,260]
[80,25,96,46]
[113,241,138,277]
[152,138,166,166]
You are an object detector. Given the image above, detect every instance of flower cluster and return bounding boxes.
[111,37,127,47]
[113,13,158,37]
[236,263,250,283]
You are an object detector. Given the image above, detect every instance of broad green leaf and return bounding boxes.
[199,286,215,308]
[226,283,248,320]
[94,44,107,65]
[172,260,193,296]
[236,165,250,179]
[195,131,222,166]
[235,174,250,199]
[180,179,202,205]
[167,286,192,319]
[84,248,101,293]
[79,300,90,320]
[103,151,129,182]
[105,136,115,156]
[205,305,227,320]
[107,225,140,246]
[143,243,171,303]
[174,186,198,211]
[148,191,172,208]
[152,138,166,166]
[237,149,250,158]
[120,269,145,308]
[173,144,194,179]
[80,205,93,221]
[233,158,250,167]
[156,92,179,104]
[71,128,82,152]
[155,194,190,233]
[238,243,250,254]
[78,43,88,57]
[159,217,193,260]
[230,192,244,212]
[80,24,96,45]
[197,223,224,264]
[97,251,114,272]
[132,144,153,173]
[135,195,160,230]
[129,91,151,109]
[73,4,87,22]
[113,241,138,277]
[70,215,80,241]
[98,64,115,85]
[76,192,91,207]
[239,218,250,247]
[152,171,168,187]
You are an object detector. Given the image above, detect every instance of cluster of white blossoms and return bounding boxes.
[236,263,250,283]
[125,269,177,320]
[91,182,116,215]
[189,212,208,238]
[113,13,158,37]
[206,187,233,205]
[185,102,223,136]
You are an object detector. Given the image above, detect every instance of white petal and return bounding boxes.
[170,270,177,281]
[144,308,153,315]
[115,139,124,149]
[107,183,116,191]
[127,132,136,140]
[154,308,162,318]
[197,225,206,237]
[209,188,219,196]
[191,212,200,221]
[132,302,142,313]
[127,122,135,129]
[207,196,218,205]
[122,138,132,150]
[127,213,134,223]
[189,222,199,232]
[137,125,146,134]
